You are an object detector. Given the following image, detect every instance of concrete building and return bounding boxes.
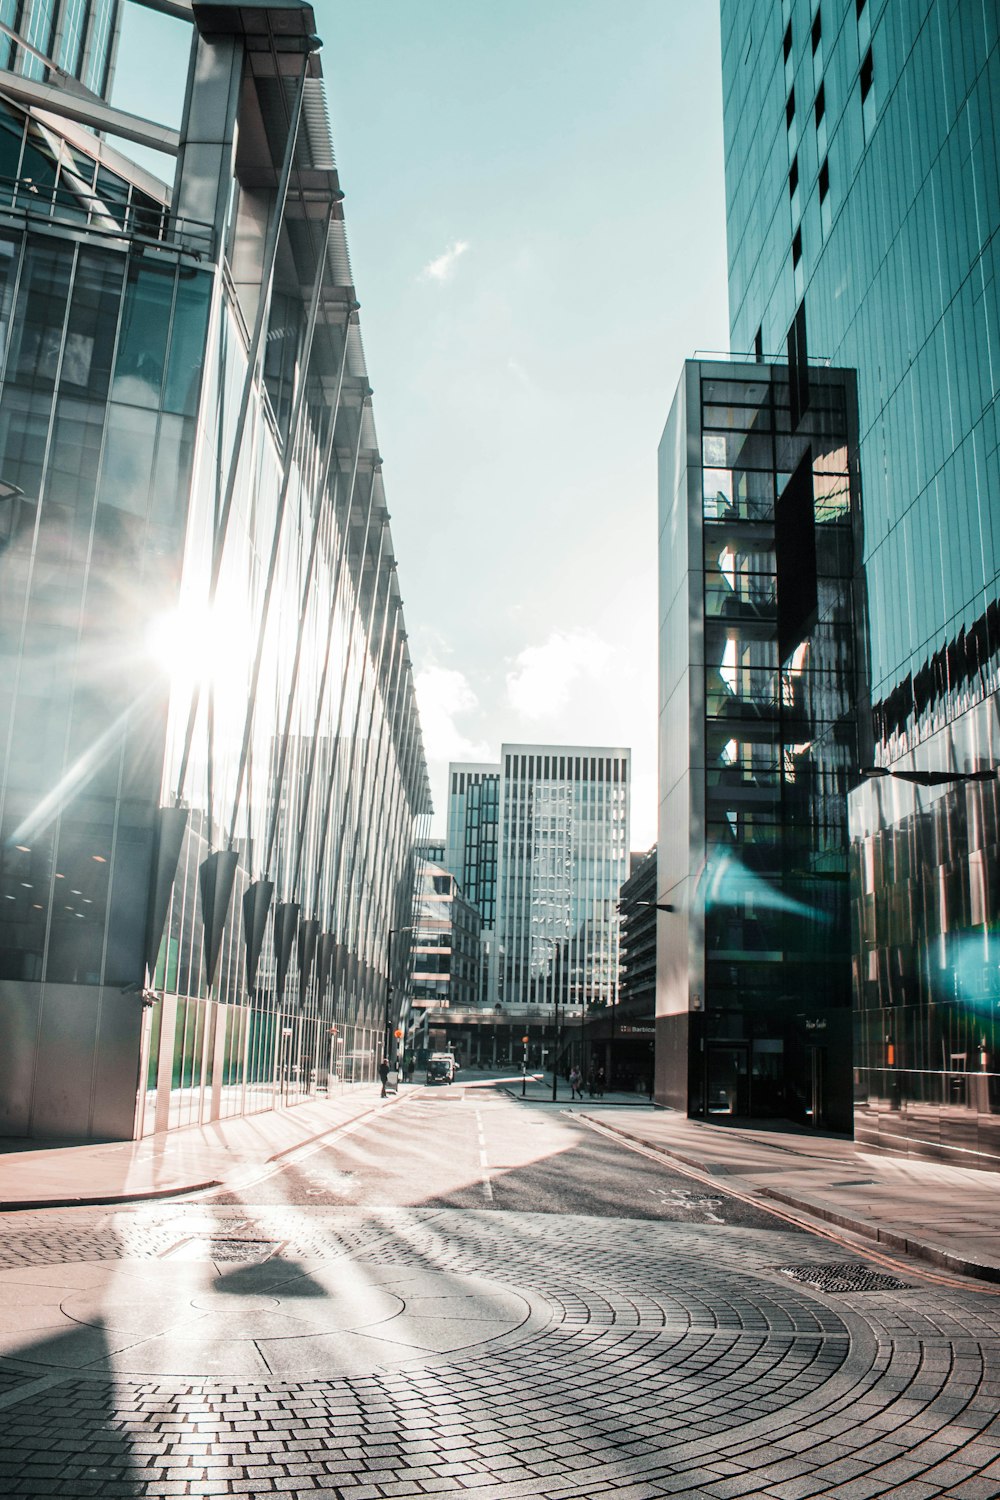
[720,0,1000,1162]
[410,858,481,1014]
[0,0,430,1140]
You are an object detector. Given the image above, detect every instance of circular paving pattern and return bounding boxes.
[0,1255,539,1378]
[0,1207,997,1498]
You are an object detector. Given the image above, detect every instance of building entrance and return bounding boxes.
[706,1042,749,1117]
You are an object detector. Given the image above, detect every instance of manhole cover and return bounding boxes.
[777,1262,911,1292]
[163,1238,284,1262]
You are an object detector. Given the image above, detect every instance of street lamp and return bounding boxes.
[384,925,414,1073]
[532,933,562,1102]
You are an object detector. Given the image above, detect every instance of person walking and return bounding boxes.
[594,1065,606,1099]
[569,1065,583,1100]
[405,1056,415,1084]
[378,1056,390,1098]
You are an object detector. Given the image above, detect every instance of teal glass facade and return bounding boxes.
[721,1,1000,1160]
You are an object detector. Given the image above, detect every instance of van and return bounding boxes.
[426,1052,457,1085]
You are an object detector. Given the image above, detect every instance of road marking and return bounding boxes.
[475,1108,494,1204]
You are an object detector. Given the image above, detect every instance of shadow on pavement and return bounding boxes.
[0,1318,143,1498]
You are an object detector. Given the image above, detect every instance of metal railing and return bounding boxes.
[0,174,214,258]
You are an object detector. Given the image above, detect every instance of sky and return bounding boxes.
[111,0,730,851]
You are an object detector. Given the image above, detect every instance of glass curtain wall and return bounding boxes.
[496,748,630,1018]
[0,212,209,994]
[141,274,429,1134]
[851,691,1000,1165]
[695,363,862,1127]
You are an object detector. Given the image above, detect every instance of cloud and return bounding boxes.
[505,629,614,721]
[506,357,535,394]
[415,664,491,762]
[420,239,470,282]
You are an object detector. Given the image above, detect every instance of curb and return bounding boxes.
[584,1114,1000,1288]
[758,1185,1000,1286]
[0,1179,222,1213]
[0,1092,396,1213]
[264,1092,393,1161]
[502,1088,653,1109]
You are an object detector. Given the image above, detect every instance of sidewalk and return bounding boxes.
[575,1105,1000,1284]
[504,1074,653,1107]
[0,1083,400,1210]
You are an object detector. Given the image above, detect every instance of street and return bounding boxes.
[1,1080,999,1498]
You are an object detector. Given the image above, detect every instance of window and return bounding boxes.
[786,87,796,130]
[856,0,866,15]
[754,324,764,362]
[782,21,792,62]
[792,226,803,267]
[811,10,821,51]
[814,82,825,126]
[818,158,829,201]
[860,46,873,101]
[789,156,799,198]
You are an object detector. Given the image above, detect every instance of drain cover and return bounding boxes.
[163,1238,284,1262]
[777,1262,911,1292]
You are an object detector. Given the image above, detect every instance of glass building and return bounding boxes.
[0,0,431,1140]
[0,0,119,98]
[657,360,865,1130]
[496,744,630,1014]
[444,761,499,1004]
[720,1,1000,1161]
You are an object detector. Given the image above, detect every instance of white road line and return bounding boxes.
[475,1108,494,1204]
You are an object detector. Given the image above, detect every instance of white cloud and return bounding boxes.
[420,239,470,282]
[505,629,614,721]
[415,664,491,762]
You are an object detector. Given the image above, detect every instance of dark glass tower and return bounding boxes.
[657,360,865,1130]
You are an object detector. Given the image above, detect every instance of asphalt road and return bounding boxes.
[213,1081,797,1231]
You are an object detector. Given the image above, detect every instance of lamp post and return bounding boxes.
[532,932,562,1102]
[384,925,414,1075]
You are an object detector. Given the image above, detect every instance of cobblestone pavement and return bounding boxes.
[1,1194,999,1499]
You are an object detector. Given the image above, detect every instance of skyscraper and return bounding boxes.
[719,1,1000,1161]
[496,744,629,1014]
[0,0,431,1140]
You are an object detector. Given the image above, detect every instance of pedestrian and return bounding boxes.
[569,1065,583,1100]
[378,1056,390,1098]
[595,1065,606,1099]
[406,1056,415,1084]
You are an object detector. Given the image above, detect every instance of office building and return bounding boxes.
[443,762,499,1004]
[0,0,119,101]
[657,359,865,1128]
[720,0,1000,1161]
[410,858,481,1013]
[496,744,630,1016]
[0,0,431,1140]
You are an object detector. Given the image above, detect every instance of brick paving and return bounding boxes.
[0,1205,996,1495]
